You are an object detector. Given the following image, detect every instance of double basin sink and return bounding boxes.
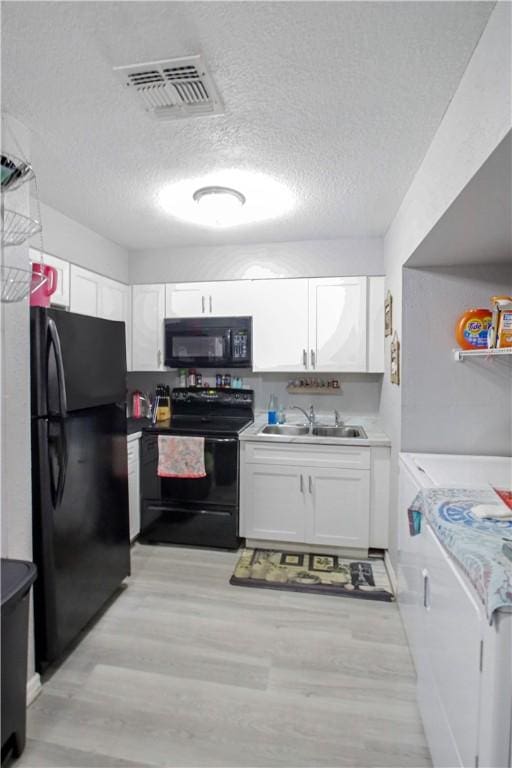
[260,424,367,439]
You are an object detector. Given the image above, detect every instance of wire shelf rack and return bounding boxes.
[1,152,35,193]
[1,208,42,247]
[0,264,47,304]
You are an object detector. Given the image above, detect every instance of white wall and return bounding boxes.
[381,1,512,566]
[35,202,130,283]
[128,238,383,284]
[402,264,512,455]
[0,113,37,684]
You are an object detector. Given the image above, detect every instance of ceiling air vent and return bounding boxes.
[113,55,223,121]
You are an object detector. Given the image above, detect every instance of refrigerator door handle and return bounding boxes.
[48,318,68,417]
[48,418,67,508]
[56,419,68,506]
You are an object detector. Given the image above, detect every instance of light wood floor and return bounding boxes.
[19,544,431,768]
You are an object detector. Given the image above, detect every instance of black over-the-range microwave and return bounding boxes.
[164,316,252,368]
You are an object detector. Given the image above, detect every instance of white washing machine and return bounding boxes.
[398,452,512,768]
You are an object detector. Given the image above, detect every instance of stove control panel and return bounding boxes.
[171,387,254,409]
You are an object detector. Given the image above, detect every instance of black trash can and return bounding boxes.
[1,558,37,763]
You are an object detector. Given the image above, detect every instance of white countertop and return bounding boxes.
[240,412,390,447]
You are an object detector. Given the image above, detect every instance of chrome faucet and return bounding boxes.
[334,409,343,427]
[291,404,317,425]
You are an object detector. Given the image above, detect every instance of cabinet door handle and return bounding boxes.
[310,349,316,369]
[308,475,313,494]
[209,295,213,313]
[302,349,308,369]
[422,569,430,610]
[201,296,205,314]
[300,474,304,493]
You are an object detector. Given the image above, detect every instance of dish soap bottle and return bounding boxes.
[267,394,278,425]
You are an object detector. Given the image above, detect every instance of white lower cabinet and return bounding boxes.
[306,467,370,548]
[127,434,141,542]
[240,442,371,549]
[243,464,306,542]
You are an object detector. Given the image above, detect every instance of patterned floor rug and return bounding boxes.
[230,548,394,602]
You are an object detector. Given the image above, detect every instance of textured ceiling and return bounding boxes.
[1,1,494,249]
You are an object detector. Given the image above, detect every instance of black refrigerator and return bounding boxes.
[30,307,130,672]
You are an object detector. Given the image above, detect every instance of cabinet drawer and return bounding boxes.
[243,441,370,469]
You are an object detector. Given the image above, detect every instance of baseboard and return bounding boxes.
[384,550,398,595]
[26,673,42,706]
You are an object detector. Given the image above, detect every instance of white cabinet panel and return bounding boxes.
[241,464,306,542]
[165,280,252,318]
[70,264,100,316]
[132,284,165,371]
[165,283,206,317]
[252,279,309,372]
[127,436,141,542]
[368,276,385,372]
[98,276,128,322]
[422,525,482,768]
[241,442,371,549]
[29,248,70,307]
[98,277,131,370]
[209,281,252,317]
[306,467,370,548]
[308,277,367,371]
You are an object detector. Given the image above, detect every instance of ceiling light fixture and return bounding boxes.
[157,170,295,229]
[192,186,245,226]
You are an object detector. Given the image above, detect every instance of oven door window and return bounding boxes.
[148,437,238,509]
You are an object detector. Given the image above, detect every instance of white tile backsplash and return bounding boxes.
[126,370,383,419]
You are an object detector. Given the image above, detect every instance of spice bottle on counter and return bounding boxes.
[223,374,231,387]
[216,373,223,388]
[196,372,202,387]
[188,369,197,387]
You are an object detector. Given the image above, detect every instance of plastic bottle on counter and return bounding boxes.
[188,369,196,387]
[267,394,278,425]
[178,369,187,388]
[278,404,286,424]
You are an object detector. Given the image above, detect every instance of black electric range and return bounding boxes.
[139,388,254,549]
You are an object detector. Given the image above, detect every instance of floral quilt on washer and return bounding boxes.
[408,486,512,622]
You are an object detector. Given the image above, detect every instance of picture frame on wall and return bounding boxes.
[390,331,400,385]
[384,291,393,337]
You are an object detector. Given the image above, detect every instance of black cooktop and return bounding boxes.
[145,415,253,437]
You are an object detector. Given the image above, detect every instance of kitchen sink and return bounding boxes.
[259,424,368,439]
[312,425,367,438]
[260,424,310,436]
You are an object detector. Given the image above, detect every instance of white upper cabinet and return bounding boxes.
[29,248,70,308]
[132,284,165,371]
[98,277,131,370]
[252,278,310,372]
[308,277,367,371]
[98,276,129,323]
[165,281,252,318]
[70,264,100,316]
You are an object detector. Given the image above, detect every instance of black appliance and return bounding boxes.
[30,307,130,672]
[164,316,252,369]
[140,387,254,549]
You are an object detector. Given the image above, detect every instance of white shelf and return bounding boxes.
[453,348,512,362]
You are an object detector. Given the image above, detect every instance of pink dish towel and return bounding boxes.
[157,435,206,479]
